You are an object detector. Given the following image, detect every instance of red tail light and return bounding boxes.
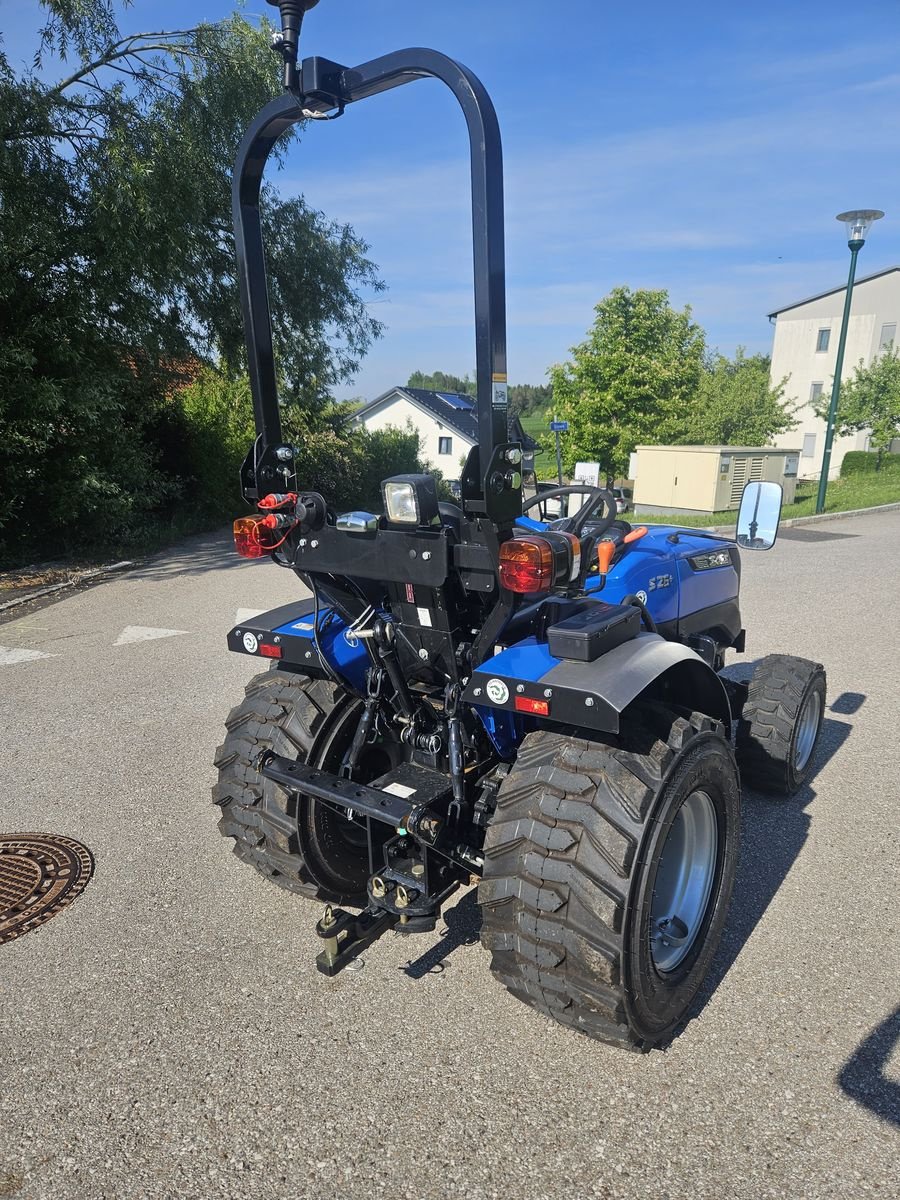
[515,695,550,716]
[234,516,280,559]
[499,537,555,593]
[259,643,283,659]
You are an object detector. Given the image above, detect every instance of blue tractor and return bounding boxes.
[214,1,825,1050]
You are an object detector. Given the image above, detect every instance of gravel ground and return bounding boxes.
[1,514,898,1199]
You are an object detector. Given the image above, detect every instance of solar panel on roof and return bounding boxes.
[436,392,474,410]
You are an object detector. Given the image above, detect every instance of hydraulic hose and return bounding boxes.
[621,593,658,634]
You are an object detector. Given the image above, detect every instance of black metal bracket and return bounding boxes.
[239,439,297,503]
[257,751,445,840]
[315,903,397,975]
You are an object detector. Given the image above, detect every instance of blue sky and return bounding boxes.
[3,0,900,398]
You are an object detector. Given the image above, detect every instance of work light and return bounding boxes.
[381,475,440,526]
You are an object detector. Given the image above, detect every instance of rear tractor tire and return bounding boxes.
[736,654,826,795]
[213,669,396,905]
[479,705,740,1050]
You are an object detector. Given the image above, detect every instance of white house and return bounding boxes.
[348,386,478,472]
[768,265,900,478]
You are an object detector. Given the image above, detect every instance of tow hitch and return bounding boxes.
[315,904,397,976]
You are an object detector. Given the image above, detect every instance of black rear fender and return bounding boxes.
[464,633,732,737]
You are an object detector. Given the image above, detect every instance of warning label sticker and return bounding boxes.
[492,382,508,408]
[382,781,416,798]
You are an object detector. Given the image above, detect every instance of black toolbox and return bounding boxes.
[547,601,641,663]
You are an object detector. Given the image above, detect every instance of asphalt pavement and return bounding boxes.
[1,511,898,1199]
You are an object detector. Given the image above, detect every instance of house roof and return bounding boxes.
[402,388,479,442]
[351,386,543,451]
[767,265,900,318]
[350,387,478,443]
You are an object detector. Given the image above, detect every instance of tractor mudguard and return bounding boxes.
[226,598,368,691]
[463,632,732,738]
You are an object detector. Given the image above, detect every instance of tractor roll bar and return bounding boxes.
[233,48,509,486]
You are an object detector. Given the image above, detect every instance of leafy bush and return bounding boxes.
[0,333,179,566]
[173,369,424,517]
[840,450,900,476]
[354,426,424,509]
[166,369,256,518]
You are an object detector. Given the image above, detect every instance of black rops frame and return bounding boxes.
[233,46,511,503]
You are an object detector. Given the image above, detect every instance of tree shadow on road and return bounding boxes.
[838,1005,900,1127]
[126,529,265,583]
[399,889,481,979]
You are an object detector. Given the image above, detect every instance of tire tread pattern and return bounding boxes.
[479,706,721,1049]
[212,669,344,899]
[736,654,825,794]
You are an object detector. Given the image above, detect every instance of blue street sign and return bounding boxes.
[549,420,569,432]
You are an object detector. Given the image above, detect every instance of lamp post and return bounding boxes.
[815,208,884,514]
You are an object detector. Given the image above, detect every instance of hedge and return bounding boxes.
[840,450,900,476]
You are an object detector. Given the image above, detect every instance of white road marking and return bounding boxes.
[0,646,56,665]
[235,608,265,625]
[114,625,189,646]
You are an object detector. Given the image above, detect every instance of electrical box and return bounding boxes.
[632,446,801,515]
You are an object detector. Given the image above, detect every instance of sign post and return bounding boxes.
[549,420,569,486]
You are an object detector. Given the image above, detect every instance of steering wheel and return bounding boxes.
[521,485,617,541]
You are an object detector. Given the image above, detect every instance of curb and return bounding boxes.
[0,561,134,614]
[696,500,900,537]
[781,500,900,528]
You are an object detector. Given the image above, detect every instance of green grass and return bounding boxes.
[520,404,566,481]
[636,463,900,528]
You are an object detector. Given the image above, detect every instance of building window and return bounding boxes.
[880,323,896,349]
[816,328,830,352]
[438,436,452,455]
[809,381,823,404]
[802,432,816,458]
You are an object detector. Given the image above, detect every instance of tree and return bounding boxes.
[407,369,474,394]
[549,286,705,480]
[508,383,552,418]
[814,347,900,467]
[0,1,384,563]
[405,370,551,418]
[679,349,797,446]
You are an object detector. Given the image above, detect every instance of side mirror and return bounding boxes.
[736,481,782,550]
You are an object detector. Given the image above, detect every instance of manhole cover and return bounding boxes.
[0,834,94,946]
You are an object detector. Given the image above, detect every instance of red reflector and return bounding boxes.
[514,695,549,716]
[233,516,279,559]
[499,537,554,593]
[259,643,282,659]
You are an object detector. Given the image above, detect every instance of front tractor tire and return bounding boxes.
[213,670,392,905]
[736,654,826,795]
[479,706,740,1050]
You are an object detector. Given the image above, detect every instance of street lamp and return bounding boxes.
[815,208,884,513]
